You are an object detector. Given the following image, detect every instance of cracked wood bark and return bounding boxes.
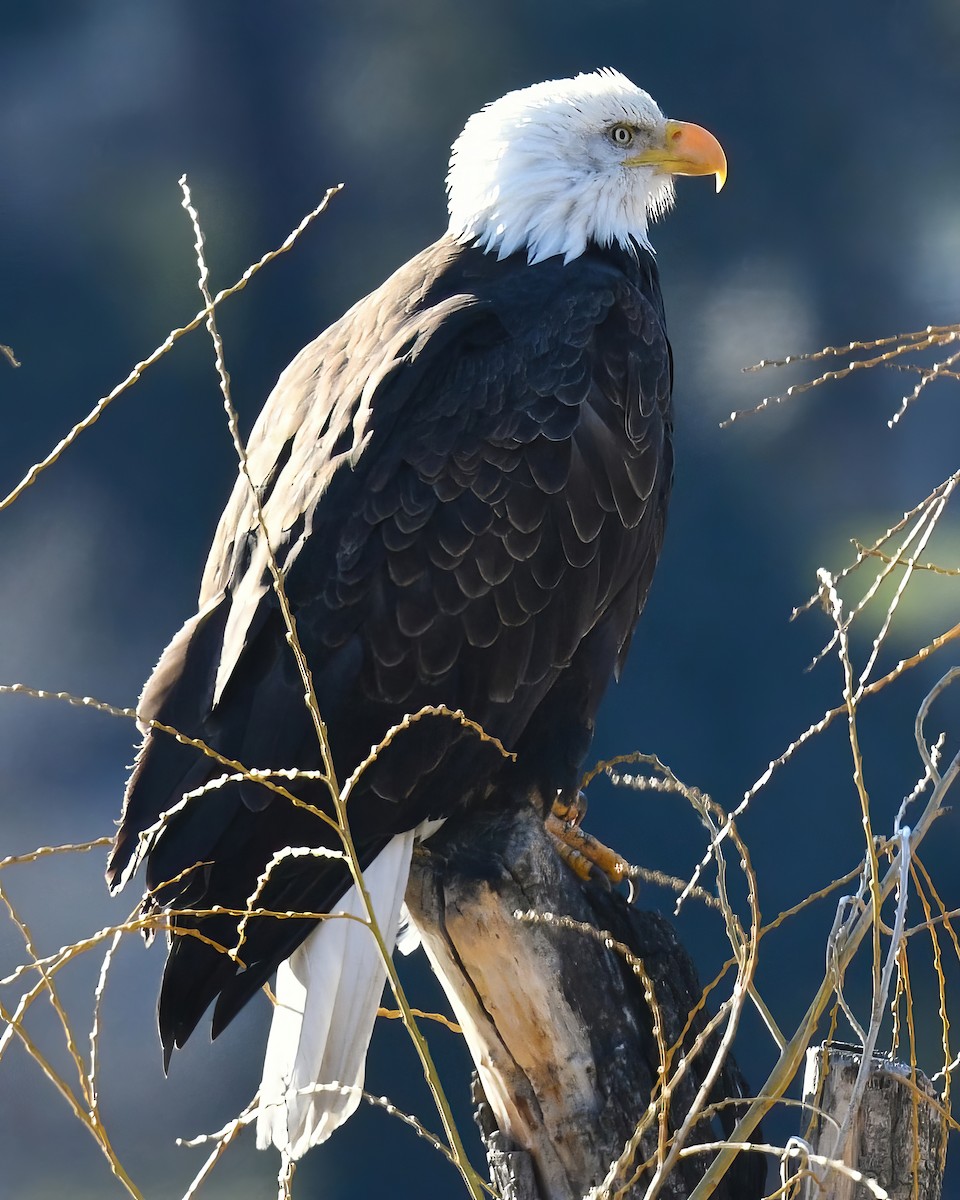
[405,798,765,1200]
[800,1044,946,1200]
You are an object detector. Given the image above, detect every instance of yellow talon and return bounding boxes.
[545,792,630,888]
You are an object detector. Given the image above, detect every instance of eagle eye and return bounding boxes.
[610,124,634,146]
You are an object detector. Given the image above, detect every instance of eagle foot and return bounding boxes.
[545,791,630,892]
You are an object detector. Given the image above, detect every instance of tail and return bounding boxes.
[256,831,415,1157]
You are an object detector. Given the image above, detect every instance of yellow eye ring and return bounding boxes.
[610,124,633,146]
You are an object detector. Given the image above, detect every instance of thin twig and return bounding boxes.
[0,186,342,514]
[180,177,486,1199]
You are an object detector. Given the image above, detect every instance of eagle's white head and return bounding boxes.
[446,68,726,266]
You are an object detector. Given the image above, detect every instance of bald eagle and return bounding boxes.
[107,69,725,1157]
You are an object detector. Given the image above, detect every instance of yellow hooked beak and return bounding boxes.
[625,120,727,193]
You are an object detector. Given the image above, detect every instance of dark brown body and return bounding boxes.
[107,234,674,1061]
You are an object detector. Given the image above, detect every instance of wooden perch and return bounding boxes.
[405,797,765,1200]
[801,1043,946,1200]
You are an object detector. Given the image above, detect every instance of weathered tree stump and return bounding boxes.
[405,798,765,1200]
[801,1043,946,1200]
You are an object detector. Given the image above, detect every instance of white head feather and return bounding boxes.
[446,69,677,265]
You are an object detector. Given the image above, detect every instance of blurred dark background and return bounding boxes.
[2,2,959,1197]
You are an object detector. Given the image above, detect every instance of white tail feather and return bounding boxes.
[256,832,415,1157]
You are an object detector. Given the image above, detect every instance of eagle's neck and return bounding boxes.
[446,162,670,267]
